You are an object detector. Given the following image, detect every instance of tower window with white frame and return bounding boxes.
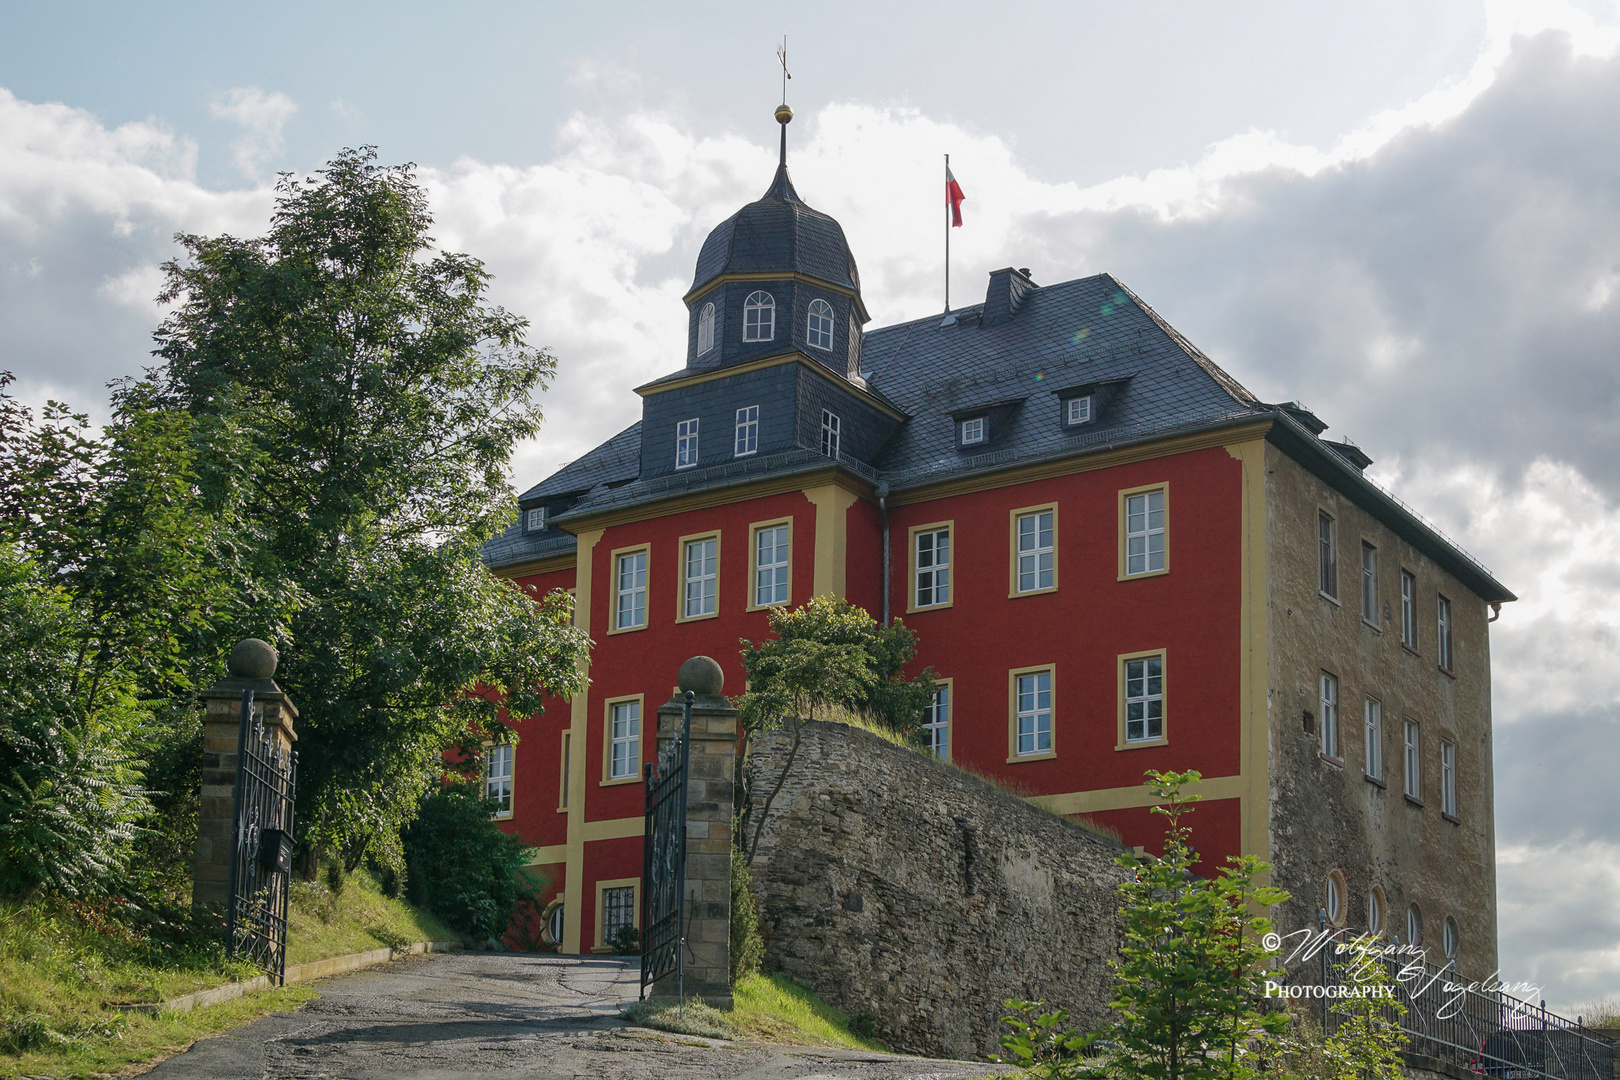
[675,418,699,469]
[485,743,513,817]
[1066,395,1092,425]
[819,410,841,458]
[807,298,835,350]
[960,417,985,445]
[609,699,641,781]
[525,506,547,533]
[924,684,950,759]
[734,405,759,456]
[743,290,775,341]
[915,527,950,607]
[1014,670,1052,757]
[697,302,716,355]
[1124,655,1164,743]
[683,536,717,619]
[1364,696,1383,780]
[1404,719,1422,799]
[1125,489,1166,575]
[1320,671,1339,758]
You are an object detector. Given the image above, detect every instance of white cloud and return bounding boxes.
[210,87,297,179]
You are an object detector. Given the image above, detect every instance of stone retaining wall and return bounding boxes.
[744,720,1130,1059]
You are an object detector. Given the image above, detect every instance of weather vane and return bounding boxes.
[777,36,791,106]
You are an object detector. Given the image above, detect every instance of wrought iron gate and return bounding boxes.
[641,691,692,1000]
[225,690,297,984]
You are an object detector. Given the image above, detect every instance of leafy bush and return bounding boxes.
[607,924,639,955]
[402,779,537,941]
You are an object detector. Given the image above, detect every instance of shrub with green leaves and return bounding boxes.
[402,779,538,940]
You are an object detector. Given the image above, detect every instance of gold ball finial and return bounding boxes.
[775,104,793,125]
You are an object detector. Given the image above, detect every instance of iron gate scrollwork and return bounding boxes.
[641,691,692,1000]
[225,690,297,984]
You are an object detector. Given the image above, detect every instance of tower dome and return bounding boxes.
[688,162,861,296]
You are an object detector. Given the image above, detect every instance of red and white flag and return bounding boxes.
[946,165,966,226]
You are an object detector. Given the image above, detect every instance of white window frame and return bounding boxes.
[697,301,716,355]
[1066,395,1092,425]
[1443,916,1459,959]
[1015,509,1056,594]
[1404,719,1422,800]
[819,410,841,458]
[1437,594,1454,671]
[924,682,951,759]
[526,506,546,532]
[675,417,699,469]
[682,536,718,619]
[1014,669,1053,758]
[806,298,835,351]
[485,743,513,818]
[1318,511,1338,599]
[1406,904,1423,947]
[1440,739,1457,817]
[1326,871,1345,925]
[608,699,641,781]
[914,526,951,608]
[960,416,985,445]
[743,290,775,342]
[1361,542,1379,625]
[1124,488,1166,576]
[752,523,791,608]
[1364,696,1383,781]
[1320,671,1340,759]
[614,549,648,631]
[1123,655,1165,744]
[734,404,759,457]
[1367,887,1384,935]
[1400,569,1417,650]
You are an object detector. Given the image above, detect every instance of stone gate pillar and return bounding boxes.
[652,656,739,1009]
[192,638,298,920]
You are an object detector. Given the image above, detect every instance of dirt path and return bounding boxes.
[141,952,1010,1079]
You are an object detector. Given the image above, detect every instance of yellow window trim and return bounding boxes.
[601,694,646,786]
[746,516,794,612]
[906,519,955,613]
[557,730,571,812]
[1117,482,1170,581]
[1007,663,1057,763]
[674,530,722,624]
[591,876,641,953]
[606,543,652,634]
[1008,503,1060,598]
[1117,647,1169,750]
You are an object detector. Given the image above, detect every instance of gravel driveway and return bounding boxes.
[143,951,1011,1079]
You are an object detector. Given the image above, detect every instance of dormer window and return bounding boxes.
[1066,395,1093,425]
[525,506,547,533]
[819,410,841,458]
[960,417,985,445]
[807,299,835,350]
[743,291,775,342]
[697,302,716,355]
[676,418,699,469]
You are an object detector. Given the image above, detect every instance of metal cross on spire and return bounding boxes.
[776,36,791,105]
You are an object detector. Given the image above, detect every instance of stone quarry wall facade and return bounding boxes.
[744,720,1131,1060]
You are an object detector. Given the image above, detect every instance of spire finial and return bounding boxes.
[775,36,793,168]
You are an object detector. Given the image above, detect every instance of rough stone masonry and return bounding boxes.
[745,721,1131,1060]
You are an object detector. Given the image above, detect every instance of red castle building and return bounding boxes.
[481,112,1512,975]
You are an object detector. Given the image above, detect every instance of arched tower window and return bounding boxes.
[743,291,775,342]
[696,302,716,355]
[807,299,835,351]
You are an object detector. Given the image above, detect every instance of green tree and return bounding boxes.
[401,779,537,941]
[146,148,591,871]
[736,595,935,863]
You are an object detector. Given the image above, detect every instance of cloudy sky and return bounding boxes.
[4,0,1618,1011]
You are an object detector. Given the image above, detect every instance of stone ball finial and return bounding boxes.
[228,638,278,680]
[677,655,725,696]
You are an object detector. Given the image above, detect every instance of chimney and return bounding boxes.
[983,266,1035,327]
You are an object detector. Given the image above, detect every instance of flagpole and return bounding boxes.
[944,153,950,313]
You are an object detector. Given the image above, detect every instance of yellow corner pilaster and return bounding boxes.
[562,528,602,954]
[1226,438,1272,874]
[803,483,860,599]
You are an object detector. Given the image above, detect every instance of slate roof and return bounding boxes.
[689,163,860,296]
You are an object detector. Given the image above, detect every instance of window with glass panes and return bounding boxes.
[1437,595,1454,670]
[1320,671,1339,758]
[1014,670,1052,756]
[914,527,950,607]
[819,410,840,457]
[696,302,715,355]
[609,700,640,780]
[615,550,648,630]
[960,417,984,444]
[1318,512,1337,598]
[1015,510,1055,592]
[734,405,759,456]
[1404,720,1421,799]
[1364,697,1383,780]
[923,684,950,758]
[602,885,635,942]
[1400,569,1417,649]
[754,525,790,606]
[683,537,717,618]
[1066,395,1092,424]
[807,299,835,350]
[1440,739,1457,816]
[1125,490,1166,575]
[485,744,513,816]
[1361,542,1379,624]
[743,291,775,341]
[675,417,699,468]
[1124,655,1164,743]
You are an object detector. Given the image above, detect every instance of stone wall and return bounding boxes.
[744,720,1130,1060]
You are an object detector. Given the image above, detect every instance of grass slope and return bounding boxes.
[1,870,458,1078]
[625,973,887,1052]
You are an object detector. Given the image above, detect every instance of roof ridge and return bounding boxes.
[1106,274,1259,406]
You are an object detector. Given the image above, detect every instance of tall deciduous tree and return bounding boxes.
[148,147,590,870]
